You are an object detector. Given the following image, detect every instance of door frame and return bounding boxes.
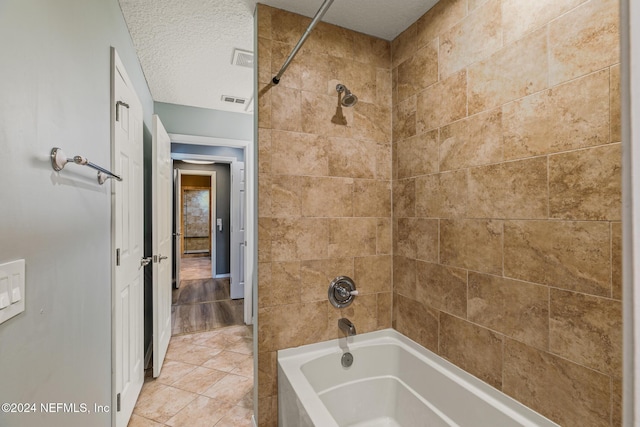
[178,169,217,277]
[169,134,255,326]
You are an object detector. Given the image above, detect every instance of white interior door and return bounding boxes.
[111,49,144,427]
[152,115,172,378]
[174,170,182,288]
[230,161,245,299]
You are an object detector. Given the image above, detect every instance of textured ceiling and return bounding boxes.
[118,0,439,114]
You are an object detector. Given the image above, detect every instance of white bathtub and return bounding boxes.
[278,329,558,427]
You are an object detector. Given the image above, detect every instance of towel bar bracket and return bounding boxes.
[50,147,122,185]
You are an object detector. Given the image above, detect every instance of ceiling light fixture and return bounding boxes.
[182,160,215,165]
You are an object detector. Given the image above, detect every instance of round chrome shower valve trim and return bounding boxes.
[328,276,358,308]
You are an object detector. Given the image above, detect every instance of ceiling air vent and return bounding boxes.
[221,95,247,105]
[232,48,254,68]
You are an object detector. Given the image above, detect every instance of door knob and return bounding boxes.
[140,257,152,267]
[158,255,168,262]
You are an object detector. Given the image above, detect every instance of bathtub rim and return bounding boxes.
[277,328,559,427]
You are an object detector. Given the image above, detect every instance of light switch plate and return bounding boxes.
[0,259,25,325]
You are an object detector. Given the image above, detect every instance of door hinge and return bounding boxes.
[116,393,121,412]
[115,101,129,122]
[116,248,120,266]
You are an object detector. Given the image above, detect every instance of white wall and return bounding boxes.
[0,1,153,426]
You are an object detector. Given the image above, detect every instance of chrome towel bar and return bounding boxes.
[50,147,122,185]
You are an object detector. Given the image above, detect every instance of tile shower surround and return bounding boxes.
[257,0,622,425]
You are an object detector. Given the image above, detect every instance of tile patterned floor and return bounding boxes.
[128,325,254,427]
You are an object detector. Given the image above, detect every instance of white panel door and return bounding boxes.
[152,115,172,378]
[230,161,245,299]
[174,169,182,288]
[112,49,144,427]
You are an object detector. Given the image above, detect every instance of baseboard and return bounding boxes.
[215,273,231,278]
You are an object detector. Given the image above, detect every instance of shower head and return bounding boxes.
[336,84,358,107]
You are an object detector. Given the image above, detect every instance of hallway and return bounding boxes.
[172,257,244,335]
[128,325,253,426]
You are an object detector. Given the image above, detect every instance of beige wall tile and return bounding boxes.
[307,21,354,59]
[258,173,272,218]
[612,377,622,426]
[396,130,439,179]
[503,70,611,160]
[271,85,302,131]
[397,218,439,262]
[271,131,328,176]
[326,137,377,179]
[416,0,467,48]
[258,301,328,353]
[392,178,415,218]
[549,143,622,221]
[397,40,438,101]
[354,255,393,294]
[391,22,417,68]
[353,180,391,218]
[301,91,353,138]
[376,68,393,108]
[440,109,503,171]
[352,102,391,144]
[377,218,392,254]
[329,58,378,105]
[439,0,502,78]
[353,32,391,69]
[257,396,277,427]
[328,294,379,336]
[258,219,271,263]
[416,261,467,317]
[468,28,547,115]
[393,293,439,351]
[300,258,354,303]
[297,50,332,94]
[467,157,548,219]
[502,0,587,44]
[301,176,354,217]
[328,218,377,258]
[393,255,417,299]
[258,84,271,129]
[376,143,393,180]
[440,219,503,274]
[417,70,467,132]
[503,339,611,426]
[439,313,504,388]
[270,8,306,45]
[415,170,468,218]
[257,351,277,399]
[549,0,620,86]
[270,175,301,218]
[612,222,622,300]
[258,37,272,84]
[377,293,393,328]
[550,289,622,376]
[611,64,621,142]
[469,273,549,349]
[258,128,271,174]
[504,220,611,296]
[393,95,417,141]
[271,41,303,90]
[257,4,272,40]
[271,218,329,261]
[259,262,301,308]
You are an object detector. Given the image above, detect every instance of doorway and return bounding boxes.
[172,163,243,335]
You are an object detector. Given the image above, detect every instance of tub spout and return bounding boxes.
[338,318,356,336]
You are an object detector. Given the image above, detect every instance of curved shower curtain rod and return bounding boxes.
[271,0,335,85]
